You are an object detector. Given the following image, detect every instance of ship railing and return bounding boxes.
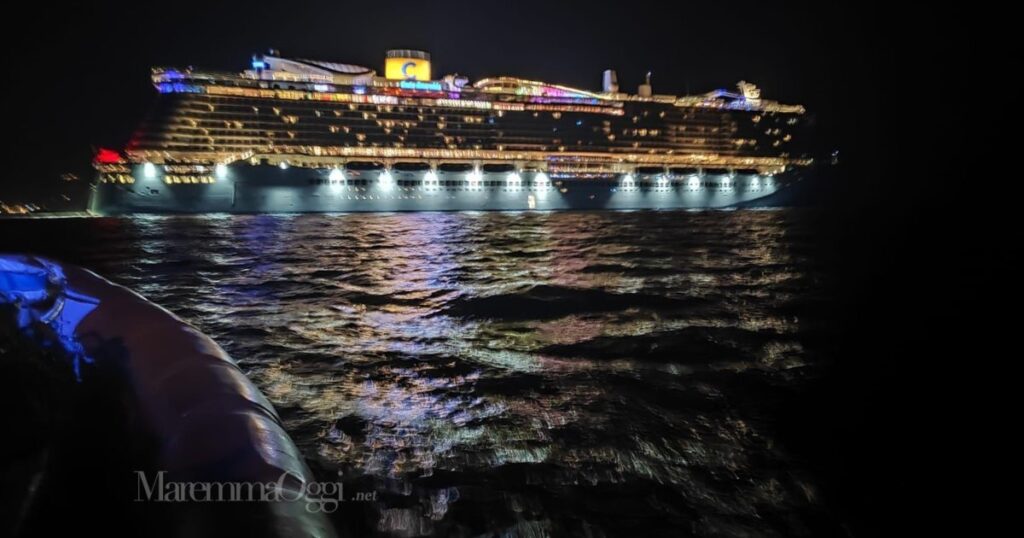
[124,148,810,173]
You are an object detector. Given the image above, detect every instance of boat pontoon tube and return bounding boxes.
[0,254,337,538]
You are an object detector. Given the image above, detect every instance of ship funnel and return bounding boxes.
[385,49,432,81]
[638,71,652,98]
[602,69,619,93]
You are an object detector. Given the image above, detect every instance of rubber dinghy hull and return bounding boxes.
[1,255,337,538]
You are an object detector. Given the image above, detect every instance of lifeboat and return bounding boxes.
[635,166,667,175]
[343,161,385,171]
[437,163,474,173]
[391,162,431,172]
[481,163,516,173]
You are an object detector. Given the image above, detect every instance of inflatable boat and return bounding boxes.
[0,255,337,537]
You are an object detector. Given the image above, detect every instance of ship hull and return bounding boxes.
[89,164,805,215]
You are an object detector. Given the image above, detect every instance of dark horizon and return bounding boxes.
[3,0,920,205]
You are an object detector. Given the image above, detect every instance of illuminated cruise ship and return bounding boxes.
[89,49,811,214]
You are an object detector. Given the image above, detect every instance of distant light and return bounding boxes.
[507,172,522,188]
[468,169,482,187]
[143,162,157,178]
[94,148,121,164]
[688,177,700,189]
[425,169,439,184]
[252,60,267,70]
[657,174,669,186]
[380,169,394,190]
[215,164,228,178]
[157,82,202,94]
[751,177,761,189]
[622,173,635,186]
[279,161,289,170]
[534,172,550,188]
[330,169,343,193]
[329,169,345,193]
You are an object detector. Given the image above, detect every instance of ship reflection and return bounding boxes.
[39,211,824,535]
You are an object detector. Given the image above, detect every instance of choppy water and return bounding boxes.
[2,211,844,537]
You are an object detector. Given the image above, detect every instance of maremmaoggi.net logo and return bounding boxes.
[135,471,376,513]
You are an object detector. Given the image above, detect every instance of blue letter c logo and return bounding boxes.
[401,61,416,79]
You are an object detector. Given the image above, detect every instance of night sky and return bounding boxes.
[5,0,934,204]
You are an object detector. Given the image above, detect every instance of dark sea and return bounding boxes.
[3,210,861,537]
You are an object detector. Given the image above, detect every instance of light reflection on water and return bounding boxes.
[10,210,839,536]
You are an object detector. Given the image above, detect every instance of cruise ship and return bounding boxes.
[89,50,811,214]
